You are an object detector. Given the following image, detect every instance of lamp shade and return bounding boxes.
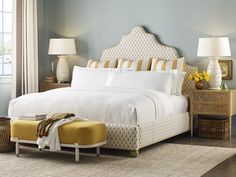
[48,38,76,55]
[197,37,231,57]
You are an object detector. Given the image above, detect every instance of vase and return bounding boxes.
[195,80,204,90]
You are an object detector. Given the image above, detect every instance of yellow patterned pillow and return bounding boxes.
[117,59,151,71]
[87,60,111,68]
[151,57,186,72]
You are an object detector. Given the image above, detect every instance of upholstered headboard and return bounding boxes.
[100,26,196,96]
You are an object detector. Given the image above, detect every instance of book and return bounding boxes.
[15,114,47,121]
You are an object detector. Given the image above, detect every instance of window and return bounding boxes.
[0,0,12,76]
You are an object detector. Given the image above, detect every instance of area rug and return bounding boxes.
[0,143,235,177]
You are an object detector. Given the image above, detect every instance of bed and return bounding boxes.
[9,26,197,155]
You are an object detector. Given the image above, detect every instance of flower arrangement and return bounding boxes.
[189,70,210,82]
[188,70,210,89]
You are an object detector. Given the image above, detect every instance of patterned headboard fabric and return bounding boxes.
[100,26,196,96]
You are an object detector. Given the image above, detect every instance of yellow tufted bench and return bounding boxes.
[11,119,106,161]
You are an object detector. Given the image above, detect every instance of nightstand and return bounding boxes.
[39,83,70,92]
[190,89,236,140]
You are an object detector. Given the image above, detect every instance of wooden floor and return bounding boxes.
[164,133,236,177]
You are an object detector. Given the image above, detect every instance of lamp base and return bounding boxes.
[56,56,70,83]
[207,57,222,90]
[208,87,221,90]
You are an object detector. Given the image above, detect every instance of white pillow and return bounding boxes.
[106,71,174,94]
[148,69,186,96]
[71,66,134,88]
[71,66,108,88]
[171,71,186,96]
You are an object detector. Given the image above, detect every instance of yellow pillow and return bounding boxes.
[151,57,186,72]
[117,59,151,71]
[87,60,110,68]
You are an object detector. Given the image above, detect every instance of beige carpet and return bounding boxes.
[0,143,235,177]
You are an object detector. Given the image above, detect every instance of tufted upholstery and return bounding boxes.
[103,112,189,151]
[100,26,197,96]
[101,26,179,61]
[183,65,198,96]
[99,27,194,151]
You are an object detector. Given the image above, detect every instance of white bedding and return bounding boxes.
[8,86,188,125]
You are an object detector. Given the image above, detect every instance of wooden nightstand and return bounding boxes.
[39,83,70,92]
[190,89,236,140]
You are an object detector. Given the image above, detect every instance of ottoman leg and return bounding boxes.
[75,143,79,162]
[96,147,100,157]
[16,141,20,157]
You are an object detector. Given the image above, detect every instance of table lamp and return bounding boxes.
[197,37,231,89]
[48,38,76,83]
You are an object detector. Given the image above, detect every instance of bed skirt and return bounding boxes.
[103,112,189,151]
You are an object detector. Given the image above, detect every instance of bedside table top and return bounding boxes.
[41,82,70,86]
[191,89,236,93]
[39,82,71,92]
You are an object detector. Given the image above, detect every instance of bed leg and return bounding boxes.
[75,143,79,162]
[96,147,100,157]
[16,141,20,157]
[130,150,139,157]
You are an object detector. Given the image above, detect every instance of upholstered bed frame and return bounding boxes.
[100,26,196,155]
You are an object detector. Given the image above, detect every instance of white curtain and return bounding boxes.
[12,0,38,98]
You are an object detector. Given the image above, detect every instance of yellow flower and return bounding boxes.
[194,77,199,82]
[189,70,210,83]
[205,75,210,81]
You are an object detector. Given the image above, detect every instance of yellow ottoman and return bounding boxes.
[11,119,106,161]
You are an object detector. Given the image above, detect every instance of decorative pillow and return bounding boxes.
[87,60,111,68]
[151,57,186,72]
[71,66,133,88]
[100,59,117,68]
[171,71,186,95]
[117,59,151,71]
[71,66,110,88]
[106,71,174,95]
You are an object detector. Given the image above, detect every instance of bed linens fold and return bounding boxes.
[8,86,187,125]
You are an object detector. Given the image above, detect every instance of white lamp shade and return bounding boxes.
[197,37,231,57]
[48,38,76,55]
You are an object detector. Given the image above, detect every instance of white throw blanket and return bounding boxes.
[37,117,79,151]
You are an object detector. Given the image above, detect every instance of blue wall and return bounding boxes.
[38,0,236,132]
[39,0,236,86]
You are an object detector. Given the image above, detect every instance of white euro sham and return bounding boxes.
[71,66,109,88]
[106,71,174,95]
[170,71,186,96]
[71,66,133,88]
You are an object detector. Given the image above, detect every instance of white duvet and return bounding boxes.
[8,86,187,125]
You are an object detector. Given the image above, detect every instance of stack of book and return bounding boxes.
[15,114,47,121]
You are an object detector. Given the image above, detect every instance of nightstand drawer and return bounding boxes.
[193,103,228,115]
[193,92,229,104]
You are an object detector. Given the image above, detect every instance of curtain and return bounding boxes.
[12,0,38,98]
